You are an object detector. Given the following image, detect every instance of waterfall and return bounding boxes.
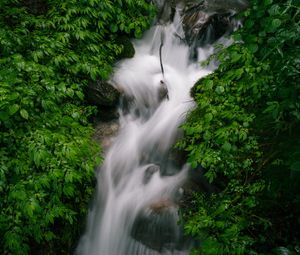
[76,5,228,255]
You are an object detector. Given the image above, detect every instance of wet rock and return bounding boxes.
[180,0,248,58]
[152,0,248,54]
[182,7,232,49]
[115,36,135,59]
[93,120,119,150]
[85,79,121,108]
[154,0,176,24]
[149,199,177,213]
[205,0,249,12]
[178,166,220,210]
[158,80,169,101]
[131,206,187,252]
[143,164,160,184]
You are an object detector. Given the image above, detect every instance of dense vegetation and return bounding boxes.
[0,0,154,254]
[180,0,300,254]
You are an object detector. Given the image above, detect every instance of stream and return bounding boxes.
[76,1,239,254]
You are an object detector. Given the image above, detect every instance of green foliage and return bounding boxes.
[0,0,154,254]
[180,0,300,254]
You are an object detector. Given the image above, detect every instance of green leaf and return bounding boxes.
[66,88,74,98]
[9,104,20,115]
[271,19,281,30]
[231,52,241,63]
[205,80,214,90]
[215,86,225,94]
[76,91,84,100]
[268,4,280,16]
[110,24,118,33]
[264,0,273,6]
[203,131,211,141]
[222,142,232,152]
[248,43,258,53]
[20,109,29,119]
[204,113,213,122]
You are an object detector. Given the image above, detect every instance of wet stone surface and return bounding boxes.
[131,207,189,252]
[93,120,119,151]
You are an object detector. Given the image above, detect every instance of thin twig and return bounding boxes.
[159,29,165,77]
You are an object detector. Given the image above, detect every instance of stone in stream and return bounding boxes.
[184,0,248,58]
[131,205,186,252]
[115,36,135,59]
[152,0,249,59]
[158,80,169,101]
[143,164,160,184]
[131,164,220,253]
[86,79,121,108]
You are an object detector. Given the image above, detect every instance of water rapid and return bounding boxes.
[76,7,219,255]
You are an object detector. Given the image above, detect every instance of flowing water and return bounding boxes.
[76,6,225,255]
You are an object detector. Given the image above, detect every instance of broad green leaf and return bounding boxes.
[76,91,84,100]
[222,142,232,152]
[9,104,19,115]
[215,86,225,94]
[264,0,273,5]
[204,113,213,122]
[110,24,118,33]
[248,43,258,53]
[231,52,242,63]
[20,109,29,119]
[205,80,214,90]
[271,19,282,30]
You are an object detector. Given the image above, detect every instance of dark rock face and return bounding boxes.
[153,0,249,52]
[131,207,189,252]
[158,80,169,101]
[181,0,247,50]
[204,0,249,12]
[86,79,121,108]
[143,164,160,184]
[182,10,232,44]
[85,80,121,121]
[115,36,135,59]
[93,120,119,150]
[130,165,219,253]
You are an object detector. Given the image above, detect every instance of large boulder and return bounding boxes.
[85,80,121,120]
[86,79,121,108]
[131,206,189,252]
[205,0,249,12]
[115,36,135,59]
[182,1,242,45]
[152,0,249,55]
[180,0,248,58]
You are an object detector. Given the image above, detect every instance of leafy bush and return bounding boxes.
[0,0,154,254]
[180,0,300,254]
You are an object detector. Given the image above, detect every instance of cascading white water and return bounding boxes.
[76,7,220,255]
